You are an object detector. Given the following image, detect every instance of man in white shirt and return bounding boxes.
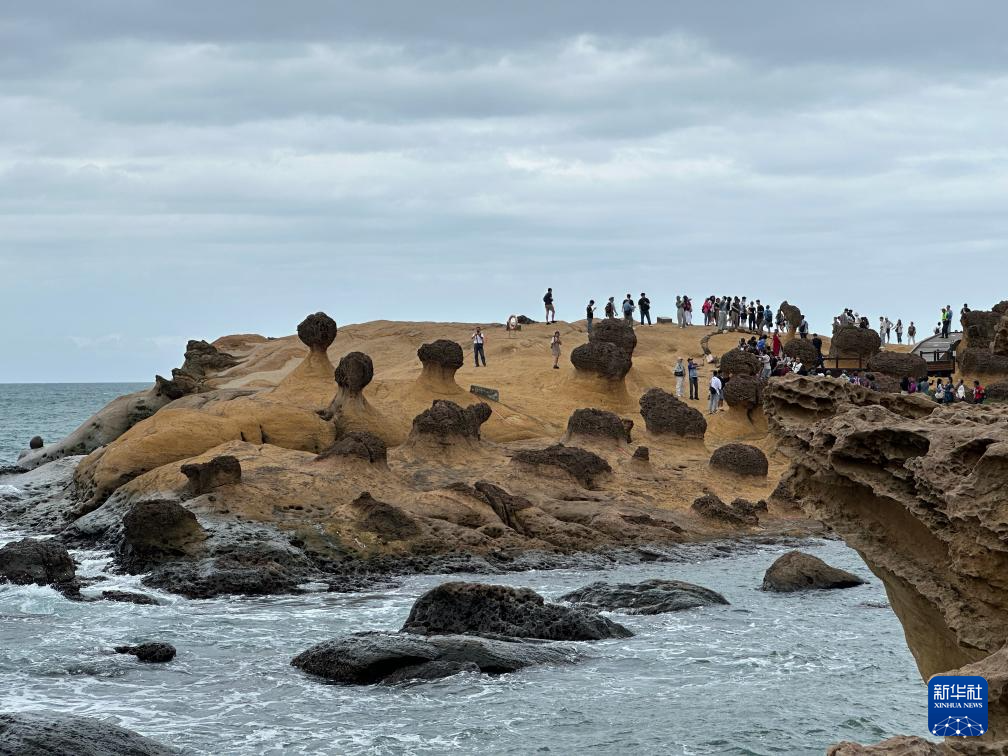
[472,327,486,367]
[708,371,723,415]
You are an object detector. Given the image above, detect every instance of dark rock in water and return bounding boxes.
[101,590,160,606]
[334,351,374,394]
[512,444,612,488]
[417,340,465,372]
[691,494,758,526]
[114,642,176,663]
[709,443,769,477]
[762,551,866,592]
[143,557,300,599]
[565,408,632,443]
[0,538,75,588]
[291,631,576,685]
[316,431,387,465]
[570,341,633,380]
[180,455,241,495]
[297,311,338,351]
[381,659,480,684]
[411,400,491,439]
[638,388,707,438]
[589,319,637,355]
[29,435,44,450]
[118,500,207,574]
[560,579,729,614]
[0,711,176,755]
[401,581,632,640]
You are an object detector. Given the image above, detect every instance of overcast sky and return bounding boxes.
[2,1,1006,381]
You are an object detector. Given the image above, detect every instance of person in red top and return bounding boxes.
[771,329,782,357]
[974,381,986,403]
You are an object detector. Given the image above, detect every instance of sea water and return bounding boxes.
[0,385,930,754]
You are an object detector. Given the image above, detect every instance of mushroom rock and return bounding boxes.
[570,341,633,381]
[782,338,818,367]
[589,319,637,356]
[316,431,388,466]
[866,351,928,380]
[761,551,865,592]
[334,351,374,397]
[768,395,1008,712]
[778,300,803,336]
[297,311,338,353]
[410,400,491,441]
[722,374,761,410]
[180,454,242,495]
[563,408,632,444]
[709,443,769,477]
[638,388,707,438]
[512,444,613,489]
[718,349,760,378]
[830,324,882,359]
[632,446,650,462]
[28,435,43,450]
[417,339,465,389]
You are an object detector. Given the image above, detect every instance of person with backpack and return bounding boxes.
[622,294,635,324]
[674,357,686,398]
[585,300,595,336]
[708,370,722,415]
[472,326,487,367]
[543,288,555,324]
[638,293,652,325]
[687,358,699,400]
[604,297,616,319]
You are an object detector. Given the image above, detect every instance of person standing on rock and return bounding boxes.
[895,319,904,344]
[543,288,555,324]
[771,329,782,357]
[708,370,723,415]
[688,358,699,400]
[908,321,917,344]
[585,300,596,336]
[676,296,684,327]
[604,297,616,319]
[811,333,824,368]
[638,293,652,326]
[622,294,635,324]
[683,295,693,326]
[674,358,686,398]
[799,317,809,339]
[472,327,487,367]
[550,331,562,369]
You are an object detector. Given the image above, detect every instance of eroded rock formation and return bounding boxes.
[511,444,613,488]
[761,551,865,592]
[867,351,928,380]
[638,388,707,438]
[297,312,338,352]
[570,341,633,381]
[417,339,465,385]
[709,443,768,477]
[180,455,241,495]
[782,338,818,367]
[718,349,759,378]
[410,400,491,441]
[563,408,632,444]
[560,579,728,614]
[830,325,882,359]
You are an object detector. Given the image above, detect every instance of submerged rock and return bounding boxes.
[101,590,160,606]
[560,579,729,614]
[291,631,576,685]
[761,551,865,592]
[401,582,632,640]
[114,642,176,663]
[0,711,176,755]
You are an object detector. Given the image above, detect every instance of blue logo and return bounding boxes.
[929,676,988,737]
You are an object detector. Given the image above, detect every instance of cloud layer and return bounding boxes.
[1,2,1006,380]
